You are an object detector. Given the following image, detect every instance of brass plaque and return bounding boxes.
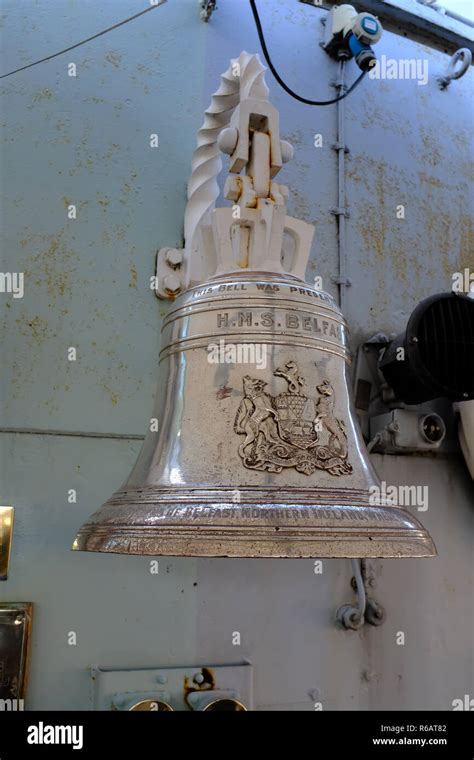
[0,603,33,704]
[0,507,14,580]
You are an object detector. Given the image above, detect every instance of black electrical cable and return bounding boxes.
[0,0,167,80]
[249,0,367,106]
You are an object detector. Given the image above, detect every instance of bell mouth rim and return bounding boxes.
[72,486,437,559]
[72,525,437,559]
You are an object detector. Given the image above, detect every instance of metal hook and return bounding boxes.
[438,48,472,90]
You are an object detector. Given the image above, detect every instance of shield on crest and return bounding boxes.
[273,393,318,449]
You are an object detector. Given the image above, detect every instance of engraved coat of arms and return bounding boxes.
[233,361,352,476]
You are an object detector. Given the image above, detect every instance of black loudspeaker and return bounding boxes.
[378,292,474,404]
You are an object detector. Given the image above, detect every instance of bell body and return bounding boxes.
[73,272,436,558]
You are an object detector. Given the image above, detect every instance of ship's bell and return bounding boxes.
[73,52,436,559]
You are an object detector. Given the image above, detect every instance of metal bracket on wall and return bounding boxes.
[331,207,350,218]
[200,1,218,23]
[336,559,385,630]
[332,141,350,154]
[91,663,253,711]
[155,247,185,299]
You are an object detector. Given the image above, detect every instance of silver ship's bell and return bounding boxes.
[73,53,435,559]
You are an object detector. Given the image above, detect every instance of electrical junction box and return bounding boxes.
[91,664,253,711]
[322,4,382,69]
[369,408,447,453]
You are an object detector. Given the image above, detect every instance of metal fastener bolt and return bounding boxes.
[193,673,205,684]
[156,674,167,684]
[166,248,183,269]
[164,274,181,295]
